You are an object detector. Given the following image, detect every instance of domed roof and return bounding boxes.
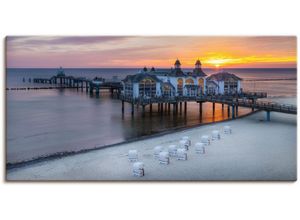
[174,59,181,66]
[195,59,201,65]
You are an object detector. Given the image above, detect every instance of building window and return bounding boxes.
[139,78,156,97]
[224,79,238,94]
[185,78,194,85]
[125,82,133,97]
[163,84,173,97]
[198,78,204,93]
[177,78,183,96]
[185,86,199,97]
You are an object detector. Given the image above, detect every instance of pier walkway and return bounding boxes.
[120,92,297,120]
[31,75,122,95]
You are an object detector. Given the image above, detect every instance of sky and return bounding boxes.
[6,36,297,68]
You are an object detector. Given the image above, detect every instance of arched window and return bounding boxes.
[139,77,156,97]
[163,84,174,97]
[185,78,194,85]
[198,78,204,93]
[177,78,183,96]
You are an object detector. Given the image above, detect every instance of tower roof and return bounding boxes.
[195,59,201,66]
[150,67,155,72]
[174,59,181,66]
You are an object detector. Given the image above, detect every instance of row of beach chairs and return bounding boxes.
[130,125,232,177]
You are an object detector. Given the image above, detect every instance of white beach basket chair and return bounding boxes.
[212,130,221,140]
[181,136,191,147]
[177,148,187,161]
[133,162,144,177]
[159,151,170,165]
[154,146,163,159]
[128,150,138,162]
[224,126,232,134]
[168,145,177,157]
[201,135,210,146]
[195,142,206,154]
[179,139,189,151]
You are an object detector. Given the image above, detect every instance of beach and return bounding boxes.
[7,97,297,181]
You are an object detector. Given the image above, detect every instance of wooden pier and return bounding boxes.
[16,74,297,121]
[120,92,297,120]
[32,75,122,95]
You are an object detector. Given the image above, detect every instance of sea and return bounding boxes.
[6,68,297,164]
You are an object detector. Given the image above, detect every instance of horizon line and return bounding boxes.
[6,66,297,69]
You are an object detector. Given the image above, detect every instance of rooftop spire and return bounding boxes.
[174,58,181,69]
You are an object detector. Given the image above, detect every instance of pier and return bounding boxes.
[120,92,297,120]
[31,75,122,96]
[14,71,297,122]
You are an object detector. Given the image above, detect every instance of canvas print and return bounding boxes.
[6,36,297,181]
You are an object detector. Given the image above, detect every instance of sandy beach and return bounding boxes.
[6,97,297,181]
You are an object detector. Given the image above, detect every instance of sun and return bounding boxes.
[206,57,232,68]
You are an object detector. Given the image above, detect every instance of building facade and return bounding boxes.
[121,59,242,98]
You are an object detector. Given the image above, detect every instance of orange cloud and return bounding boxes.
[6,36,297,68]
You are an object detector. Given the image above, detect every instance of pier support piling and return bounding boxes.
[142,105,145,117]
[266,111,271,121]
[179,102,182,114]
[131,102,134,116]
[212,102,215,115]
[252,99,255,111]
[173,103,176,114]
[184,102,187,114]
[232,105,235,119]
[227,105,230,117]
[122,100,124,114]
[199,102,203,116]
[150,103,152,114]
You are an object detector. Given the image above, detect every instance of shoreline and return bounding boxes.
[6,109,260,170]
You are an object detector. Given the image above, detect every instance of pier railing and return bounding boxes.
[119,92,296,115]
[119,92,267,105]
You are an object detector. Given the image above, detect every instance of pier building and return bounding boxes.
[121,59,242,98]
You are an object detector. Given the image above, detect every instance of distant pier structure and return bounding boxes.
[32,67,122,96]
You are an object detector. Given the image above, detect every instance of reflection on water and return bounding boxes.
[7,89,251,163]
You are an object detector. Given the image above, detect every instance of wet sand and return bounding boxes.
[7,97,297,181]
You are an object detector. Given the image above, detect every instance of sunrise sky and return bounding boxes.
[6,36,297,68]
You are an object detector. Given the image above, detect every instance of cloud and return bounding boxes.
[5,36,297,68]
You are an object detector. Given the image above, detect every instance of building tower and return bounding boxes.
[174,59,181,69]
[195,59,201,69]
